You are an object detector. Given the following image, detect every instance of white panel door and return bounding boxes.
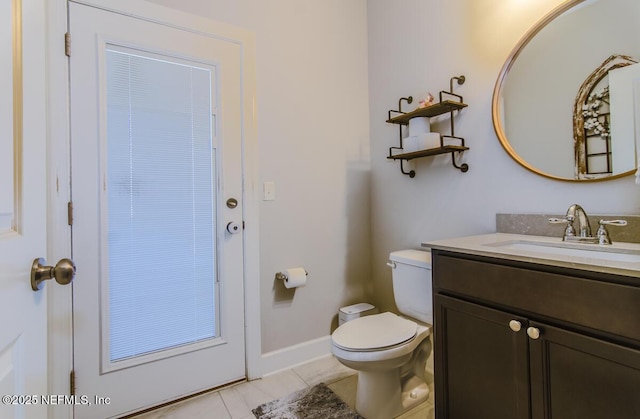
[69,3,246,417]
[0,0,49,418]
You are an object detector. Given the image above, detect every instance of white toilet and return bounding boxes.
[331,249,433,419]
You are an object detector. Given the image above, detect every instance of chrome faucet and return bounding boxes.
[565,204,592,239]
[549,204,627,245]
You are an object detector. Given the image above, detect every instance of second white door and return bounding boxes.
[69,3,246,417]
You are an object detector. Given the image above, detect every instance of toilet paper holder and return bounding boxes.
[275,269,308,281]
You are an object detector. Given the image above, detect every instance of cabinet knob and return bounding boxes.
[527,327,541,340]
[508,320,522,332]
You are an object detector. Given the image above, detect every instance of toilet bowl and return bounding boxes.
[332,312,431,419]
[331,250,433,419]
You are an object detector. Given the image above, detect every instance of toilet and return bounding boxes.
[331,249,432,419]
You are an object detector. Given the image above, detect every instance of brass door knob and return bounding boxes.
[31,258,76,291]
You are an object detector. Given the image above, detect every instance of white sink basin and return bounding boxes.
[424,233,640,276]
[484,240,640,263]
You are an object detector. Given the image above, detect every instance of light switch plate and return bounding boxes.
[263,181,275,201]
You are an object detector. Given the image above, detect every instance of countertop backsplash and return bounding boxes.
[496,213,640,244]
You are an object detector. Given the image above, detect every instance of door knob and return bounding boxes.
[226,222,242,234]
[31,258,76,291]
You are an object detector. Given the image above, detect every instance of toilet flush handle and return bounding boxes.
[386,262,396,269]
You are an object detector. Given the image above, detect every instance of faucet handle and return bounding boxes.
[549,217,575,238]
[598,219,627,227]
[596,219,627,245]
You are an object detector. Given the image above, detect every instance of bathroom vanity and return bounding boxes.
[423,233,640,419]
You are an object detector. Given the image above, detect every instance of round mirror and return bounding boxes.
[492,0,640,182]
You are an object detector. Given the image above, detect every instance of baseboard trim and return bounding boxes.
[260,335,332,377]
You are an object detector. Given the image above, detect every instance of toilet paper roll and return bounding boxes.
[408,117,430,136]
[283,267,307,289]
[403,136,418,153]
[415,132,442,150]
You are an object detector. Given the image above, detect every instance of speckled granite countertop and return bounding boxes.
[422,233,640,278]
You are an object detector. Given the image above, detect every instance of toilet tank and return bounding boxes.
[389,249,433,324]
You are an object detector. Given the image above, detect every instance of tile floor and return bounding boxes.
[129,355,435,419]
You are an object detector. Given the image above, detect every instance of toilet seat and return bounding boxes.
[332,312,417,352]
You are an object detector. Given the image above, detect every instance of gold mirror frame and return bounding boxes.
[491,0,636,182]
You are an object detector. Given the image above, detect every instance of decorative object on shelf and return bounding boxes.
[386,75,468,178]
[418,93,435,108]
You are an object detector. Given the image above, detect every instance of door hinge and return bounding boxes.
[67,201,73,226]
[65,32,71,57]
[70,370,76,396]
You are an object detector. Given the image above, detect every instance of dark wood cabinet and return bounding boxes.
[529,321,640,419]
[435,295,530,419]
[432,250,640,419]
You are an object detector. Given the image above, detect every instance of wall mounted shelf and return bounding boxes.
[386,100,468,125]
[388,145,469,161]
[386,75,468,178]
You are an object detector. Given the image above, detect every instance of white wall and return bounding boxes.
[367,0,640,313]
[146,0,372,353]
[144,0,640,357]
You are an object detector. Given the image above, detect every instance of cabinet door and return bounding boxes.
[529,322,640,419]
[434,295,530,419]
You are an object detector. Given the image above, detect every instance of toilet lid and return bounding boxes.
[332,312,417,351]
